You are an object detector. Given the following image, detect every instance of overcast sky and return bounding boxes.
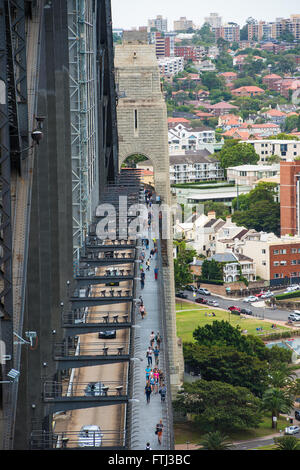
[111,0,299,30]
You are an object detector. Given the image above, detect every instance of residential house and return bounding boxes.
[218,114,243,130]
[206,101,239,116]
[261,108,287,126]
[231,86,265,98]
[168,123,216,153]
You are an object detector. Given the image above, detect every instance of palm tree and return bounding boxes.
[261,388,294,429]
[268,363,297,389]
[274,435,300,450]
[199,431,233,450]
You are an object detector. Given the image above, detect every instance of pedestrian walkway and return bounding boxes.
[129,237,169,450]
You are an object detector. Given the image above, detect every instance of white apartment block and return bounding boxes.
[169,151,224,184]
[245,140,300,163]
[158,57,184,77]
[168,123,216,153]
[226,164,280,187]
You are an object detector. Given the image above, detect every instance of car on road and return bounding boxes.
[197,288,211,295]
[288,313,300,322]
[176,291,188,299]
[243,296,258,303]
[206,299,219,307]
[78,425,103,447]
[255,291,266,298]
[260,291,274,298]
[185,285,197,292]
[195,297,208,304]
[84,382,107,397]
[285,426,300,435]
[240,308,253,315]
[98,330,116,339]
[228,306,241,312]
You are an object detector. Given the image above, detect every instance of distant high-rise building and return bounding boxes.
[214,23,240,42]
[173,17,194,32]
[204,13,222,29]
[248,15,300,41]
[148,15,168,33]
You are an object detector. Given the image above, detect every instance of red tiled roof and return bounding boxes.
[232,86,264,93]
[210,101,238,109]
[167,117,190,123]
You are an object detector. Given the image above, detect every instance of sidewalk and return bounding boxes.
[130,239,168,450]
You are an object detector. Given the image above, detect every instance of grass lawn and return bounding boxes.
[176,301,290,343]
[174,413,288,446]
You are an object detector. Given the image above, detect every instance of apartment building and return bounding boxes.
[158,57,184,76]
[148,15,168,33]
[204,13,222,29]
[245,140,300,163]
[214,23,240,42]
[174,45,205,61]
[174,17,194,32]
[227,164,280,186]
[241,232,300,284]
[247,15,300,41]
[169,151,224,184]
[280,160,300,237]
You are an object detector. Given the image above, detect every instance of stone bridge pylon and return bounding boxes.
[114,31,184,392]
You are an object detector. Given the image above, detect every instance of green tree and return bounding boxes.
[218,140,259,169]
[183,343,269,397]
[232,200,280,235]
[284,115,300,133]
[201,259,223,281]
[204,200,230,220]
[274,435,300,450]
[199,431,233,450]
[267,362,296,389]
[173,379,262,432]
[201,72,225,91]
[174,239,197,290]
[261,388,294,429]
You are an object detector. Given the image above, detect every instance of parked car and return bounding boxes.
[260,291,274,299]
[228,306,241,312]
[176,291,188,299]
[98,330,116,339]
[206,300,219,307]
[78,425,103,447]
[84,382,107,397]
[255,291,266,298]
[240,308,253,315]
[288,313,300,322]
[285,285,300,292]
[285,426,300,435]
[295,410,300,421]
[195,297,208,304]
[197,288,211,295]
[185,285,197,292]
[243,296,258,303]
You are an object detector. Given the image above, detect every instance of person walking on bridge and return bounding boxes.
[154,267,159,280]
[155,420,164,445]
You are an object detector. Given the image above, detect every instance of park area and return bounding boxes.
[176,301,290,343]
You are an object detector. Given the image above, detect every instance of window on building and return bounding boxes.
[292,260,297,265]
[273,250,279,255]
